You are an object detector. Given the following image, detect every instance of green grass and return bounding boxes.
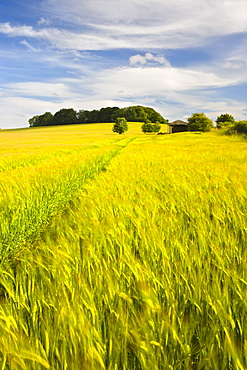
[0,124,247,369]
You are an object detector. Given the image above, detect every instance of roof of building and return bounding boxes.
[169,119,188,126]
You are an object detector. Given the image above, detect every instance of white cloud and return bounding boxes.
[20,40,40,52]
[4,82,72,98]
[43,0,221,28]
[0,65,245,130]
[129,53,171,67]
[91,65,233,99]
[1,0,247,52]
[0,22,147,50]
[0,23,38,38]
[0,97,57,129]
[37,17,51,26]
[223,58,247,70]
[42,0,247,48]
[1,82,245,130]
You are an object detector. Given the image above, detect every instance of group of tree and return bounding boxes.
[112,118,162,134]
[186,112,247,135]
[114,113,237,134]
[216,113,247,135]
[29,106,168,127]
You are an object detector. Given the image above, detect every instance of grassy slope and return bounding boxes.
[0,125,247,369]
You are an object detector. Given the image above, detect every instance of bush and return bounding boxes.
[232,120,247,135]
[218,121,234,128]
[112,117,128,134]
[217,121,235,135]
[142,121,161,133]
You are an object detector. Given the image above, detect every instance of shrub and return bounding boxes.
[142,121,161,134]
[232,120,247,135]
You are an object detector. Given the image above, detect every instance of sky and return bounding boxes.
[1,0,247,129]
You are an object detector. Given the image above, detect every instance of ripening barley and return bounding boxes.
[0,125,247,369]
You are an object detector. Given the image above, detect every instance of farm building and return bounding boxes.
[169,120,188,133]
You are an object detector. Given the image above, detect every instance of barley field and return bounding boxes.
[0,123,247,369]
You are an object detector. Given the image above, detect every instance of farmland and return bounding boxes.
[0,123,247,369]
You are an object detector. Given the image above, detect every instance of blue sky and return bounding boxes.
[1,0,247,128]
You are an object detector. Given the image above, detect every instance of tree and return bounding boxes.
[39,112,54,126]
[53,108,77,125]
[216,113,235,129]
[29,115,40,127]
[99,107,119,122]
[143,107,168,124]
[113,106,168,124]
[112,117,128,134]
[232,120,247,134]
[87,110,100,123]
[141,120,161,133]
[77,110,89,123]
[187,113,213,132]
[28,112,54,127]
[129,106,147,122]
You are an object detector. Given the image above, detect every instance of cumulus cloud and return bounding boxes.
[129,53,171,67]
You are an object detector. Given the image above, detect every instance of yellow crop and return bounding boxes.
[0,124,246,369]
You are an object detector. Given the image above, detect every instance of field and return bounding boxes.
[0,123,247,369]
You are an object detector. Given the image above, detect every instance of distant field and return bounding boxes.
[0,124,247,369]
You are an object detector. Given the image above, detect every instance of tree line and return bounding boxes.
[28,106,168,127]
